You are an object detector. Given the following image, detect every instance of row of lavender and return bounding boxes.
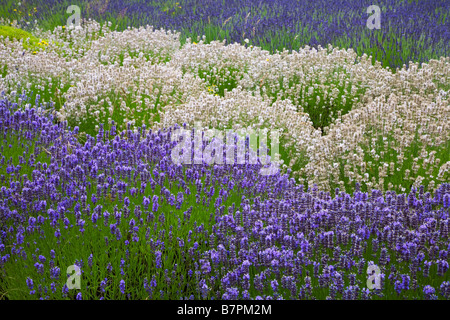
[0,92,449,299]
[6,0,450,70]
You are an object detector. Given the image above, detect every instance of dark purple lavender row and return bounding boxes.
[0,91,292,299]
[9,0,450,70]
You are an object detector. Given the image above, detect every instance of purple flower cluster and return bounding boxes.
[202,183,449,299]
[0,92,449,300]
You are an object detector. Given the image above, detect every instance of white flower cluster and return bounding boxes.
[0,20,448,192]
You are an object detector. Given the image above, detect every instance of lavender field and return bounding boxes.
[0,0,449,300]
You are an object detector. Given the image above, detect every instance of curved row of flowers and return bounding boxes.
[0,20,448,193]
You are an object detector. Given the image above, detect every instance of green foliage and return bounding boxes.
[0,25,61,52]
[0,25,43,51]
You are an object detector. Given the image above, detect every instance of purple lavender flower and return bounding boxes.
[423,285,437,300]
[155,251,162,269]
[88,254,93,268]
[143,278,153,298]
[361,288,370,300]
[401,274,410,291]
[38,255,46,264]
[271,279,278,293]
[50,266,61,280]
[15,232,24,245]
[100,278,108,293]
[120,279,126,294]
[199,280,209,299]
[423,261,432,278]
[152,195,159,212]
[143,197,150,210]
[394,280,403,296]
[443,194,449,208]
[91,212,98,224]
[332,272,344,294]
[437,260,449,277]
[200,259,211,274]
[110,223,117,235]
[103,210,110,226]
[176,191,184,209]
[223,287,239,300]
[34,262,44,275]
[62,284,69,297]
[151,275,157,288]
[26,277,34,295]
[440,281,450,299]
